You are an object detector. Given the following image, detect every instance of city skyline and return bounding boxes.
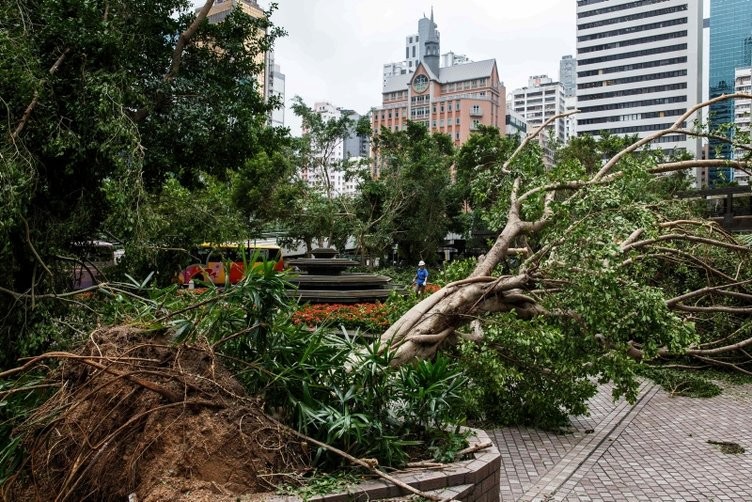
[267,0,577,134]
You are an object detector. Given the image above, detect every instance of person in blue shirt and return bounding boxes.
[413,260,429,294]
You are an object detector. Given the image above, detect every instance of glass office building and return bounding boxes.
[709,0,752,179]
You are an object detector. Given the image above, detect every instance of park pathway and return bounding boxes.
[488,381,752,501]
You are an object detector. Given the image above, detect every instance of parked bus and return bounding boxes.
[178,241,284,286]
[70,240,122,290]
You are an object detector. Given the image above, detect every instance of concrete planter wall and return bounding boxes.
[269,428,500,502]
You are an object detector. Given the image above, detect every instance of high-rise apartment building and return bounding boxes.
[512,75,566,165]
[709,0,752,174]
[269,61,285,127]
[559,55,577,98]
[733,66,752,184]
[300,103,367,197]
[206,0,268,98]
[576,0,703,158]
[512,75,567,141]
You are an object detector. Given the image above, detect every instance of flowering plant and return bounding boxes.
[292,303,394,331]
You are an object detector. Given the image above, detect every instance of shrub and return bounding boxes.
[291,303,394,332]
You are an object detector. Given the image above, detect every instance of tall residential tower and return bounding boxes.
[575,0,703,157]
[559,55,577,98]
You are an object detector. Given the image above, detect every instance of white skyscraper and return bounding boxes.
[301,102,359,197]
[733,67,751,184]
[512,75,566,165]
[576,0,703,158]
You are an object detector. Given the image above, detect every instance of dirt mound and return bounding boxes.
[4,326,309,502]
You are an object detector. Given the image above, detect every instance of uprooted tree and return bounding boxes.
[380,94,752,396]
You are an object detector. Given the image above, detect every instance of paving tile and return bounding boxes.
[488,381,752,501]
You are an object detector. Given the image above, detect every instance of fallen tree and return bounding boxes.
[381,94,752,383]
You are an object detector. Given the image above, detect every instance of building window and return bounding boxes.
[456,118,460,125]
[455,132,460,140]
[455,102,460,111]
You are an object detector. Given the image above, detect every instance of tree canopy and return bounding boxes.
[0,0,287,363]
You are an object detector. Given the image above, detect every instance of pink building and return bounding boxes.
[372,59,506,146]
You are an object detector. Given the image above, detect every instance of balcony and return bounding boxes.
[469,109,483,117]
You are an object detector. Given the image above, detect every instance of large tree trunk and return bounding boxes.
[380,273,543,366]
[380,212,535,365]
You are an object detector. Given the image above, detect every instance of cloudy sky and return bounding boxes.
[266,0,577,133]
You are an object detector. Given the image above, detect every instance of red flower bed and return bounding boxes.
[425,283,441,294]
[292,303,394,331]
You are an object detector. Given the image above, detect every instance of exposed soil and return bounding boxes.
[3,326,310,502]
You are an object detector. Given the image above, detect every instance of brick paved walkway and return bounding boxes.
[488,381,752,501]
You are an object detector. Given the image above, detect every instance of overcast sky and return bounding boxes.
[265,0,577,134]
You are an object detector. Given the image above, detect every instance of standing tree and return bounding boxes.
[0,0,284,364]
[281,97,355,255]
[367,122,456,264]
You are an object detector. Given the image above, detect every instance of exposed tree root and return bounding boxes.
[2,326,310,502]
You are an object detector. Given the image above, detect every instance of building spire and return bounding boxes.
[431,6,434,23]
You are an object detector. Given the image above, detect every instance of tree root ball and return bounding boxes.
[4,327,309,501]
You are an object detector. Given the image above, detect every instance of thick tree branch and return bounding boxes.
[666,279,752,307]
[595,93,752,181]
[168,1,215,80]
[650,159,752,175]
[622,233,750,253]
[130,0,215,122]
[619,229,645,251]
[10,48,70,141]
[688,336,752,356]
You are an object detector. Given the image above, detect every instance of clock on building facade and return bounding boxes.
[412,74,429,93]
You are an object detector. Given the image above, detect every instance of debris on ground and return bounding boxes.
[707,440,746,455]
